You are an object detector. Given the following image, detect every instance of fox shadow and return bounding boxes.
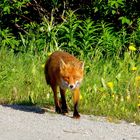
[2,104,74,118]
[2,104,45,114]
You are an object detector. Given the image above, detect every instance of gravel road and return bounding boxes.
[0,105,140,140]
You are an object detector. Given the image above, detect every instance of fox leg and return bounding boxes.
[60,88,68,114]
[51,85,61,113]
[72,88,80,118]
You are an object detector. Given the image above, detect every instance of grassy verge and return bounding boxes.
[0,48,51,105]
[80,52,140,123]
[0,48,140,123]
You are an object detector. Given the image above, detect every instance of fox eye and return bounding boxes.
[73,76,80,80]
[63,76,69,80]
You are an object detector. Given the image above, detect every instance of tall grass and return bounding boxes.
[80,51,140,123]
[0,48,51,105]
[0,11,140,123]
[0,46,139,123]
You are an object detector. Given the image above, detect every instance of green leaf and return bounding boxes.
[119,17,132,25]
[3,6,10,14]
[112,10,116,15]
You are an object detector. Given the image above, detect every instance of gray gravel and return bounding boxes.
[0,105,140,140]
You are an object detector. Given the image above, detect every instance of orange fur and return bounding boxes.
[44,51,84,118]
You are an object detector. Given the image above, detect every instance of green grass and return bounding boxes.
[0,48,51,105]
[80,52,140,123]
[0,48,140,123]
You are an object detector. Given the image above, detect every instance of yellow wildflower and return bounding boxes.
[138,103,140,108]
[47,93,50,99]
[107,82,113,89]
[131,67,137,71]
[112,94,115,98]
[138,95,140,99]
[129,43,136,51]
[80,94,83,100]
[41,64,45,68]
[135,76,140,81]
[48,52,52,56]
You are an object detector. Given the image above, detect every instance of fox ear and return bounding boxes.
[60,58,67,69]
[79,61,84,70]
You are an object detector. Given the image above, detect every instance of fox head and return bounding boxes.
[59,59,84,90]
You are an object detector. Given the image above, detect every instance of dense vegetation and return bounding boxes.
[0,0,140,123]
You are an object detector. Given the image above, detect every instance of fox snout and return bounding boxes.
[69,84,74,89]
[61,78,82,90]
[66,83,79,90]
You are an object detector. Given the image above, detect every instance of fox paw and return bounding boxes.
[62,109,68,115]
[73,112,80,119]
[55,106,62,114]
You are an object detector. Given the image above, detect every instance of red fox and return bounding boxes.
[44,51,84,118]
